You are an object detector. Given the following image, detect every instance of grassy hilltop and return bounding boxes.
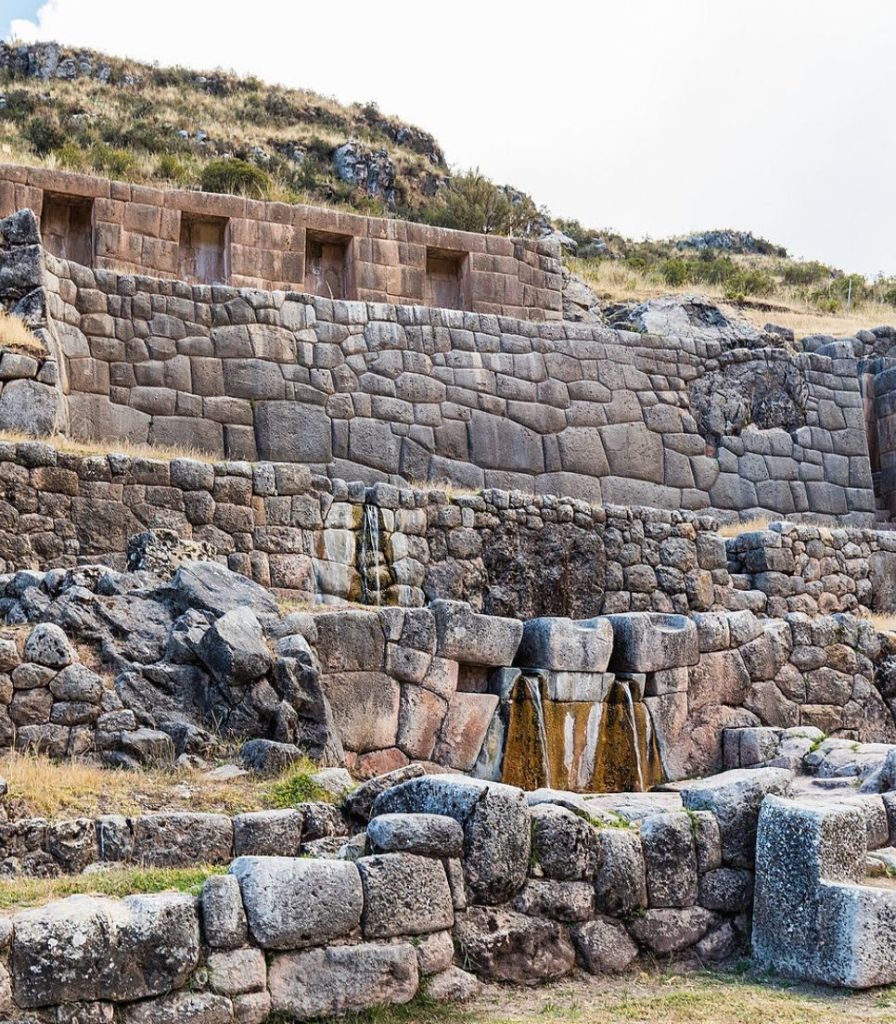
[1,40,894,336]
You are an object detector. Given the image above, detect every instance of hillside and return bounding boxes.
[0,40,544,233]
[1,40,895,337]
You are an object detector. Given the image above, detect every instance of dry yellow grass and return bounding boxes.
[0,751,298,819]
[0,865,225,911]
[0,429,221,464]
[0,309,44,355]
[573,258,895,340]
[716,516,774,538]
[455,969,896,1024]
[860,612,896,634]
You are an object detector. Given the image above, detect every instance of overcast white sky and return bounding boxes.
[4,0,895,275]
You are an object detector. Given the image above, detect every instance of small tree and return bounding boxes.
[434,169,541,236]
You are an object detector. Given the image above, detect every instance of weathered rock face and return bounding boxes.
[12,893,200,1007]
[268,943,419,1018]
[516,617,613,673]
[357,853,454,938]
[681,767,794,867]
[127,529,216,579]
[453,907,575,983]
[690,352,808,444]
[609,295,765,346]
[529,804,600,881]
[753,796,896,988]
[230,856,363,950]
[372,776,530,904]
[571,916,639,974]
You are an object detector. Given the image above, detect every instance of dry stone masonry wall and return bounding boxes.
[0,204,884,524]
[0,164,563,319]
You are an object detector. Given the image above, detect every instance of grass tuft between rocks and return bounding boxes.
[0,864,226,911]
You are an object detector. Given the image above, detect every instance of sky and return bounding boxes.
[4,0,896,276]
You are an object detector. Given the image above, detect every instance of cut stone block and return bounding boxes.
[753,795,896,988]
[515,617,613,673]
[605,613,699,673]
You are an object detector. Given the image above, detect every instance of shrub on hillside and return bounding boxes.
[23,115,65,156]
[430,169,539,236]
[661,258,689,286]
[782,260,831,286]
[200,158,270,198]
[89,144,136,179]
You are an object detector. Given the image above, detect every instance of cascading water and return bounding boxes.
[359,503,383,606]
[499,673,664,793]
[524,674,552,787]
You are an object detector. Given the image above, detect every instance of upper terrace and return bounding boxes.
[0,165,563,320]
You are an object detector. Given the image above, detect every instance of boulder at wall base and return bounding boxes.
[372,775,530,905]
[117,991,234,1023]
[229,855,363,950]
[452,906,576,983]
[605,613,699,673]
[627,907,718,955]
[571,915,639,974]
[11,892,200,1007]
[515,616,614,673]
[680,767,794,868]
[268,942,419,1019]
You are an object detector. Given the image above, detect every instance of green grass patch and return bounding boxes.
[266,759,336,808]
[0,865,226,911]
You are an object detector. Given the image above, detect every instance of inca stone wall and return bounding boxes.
[0,207,883,524]
[0,440,893,621]
[0,164,563,319]
[42,252,875,522]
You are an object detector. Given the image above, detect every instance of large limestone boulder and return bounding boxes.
[12,893,199,1007]
[230,856,362,949]
[268,943,418,1018]
[431,600,523,667]
[681,767,793,867]
[372,775,530,904]
[357,853,454,938]
[515,616,613,673]
[605,613,699,673]
[453,906,575,983]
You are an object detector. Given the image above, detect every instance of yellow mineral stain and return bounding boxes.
[500,675,665,794]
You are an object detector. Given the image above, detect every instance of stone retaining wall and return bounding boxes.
[0,209,880,523]
[0,438,890,621]
[2,559,893,785]
[0,769,814,1019]
[0,164,563,319]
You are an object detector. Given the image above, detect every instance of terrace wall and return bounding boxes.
[0,164,563,319]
